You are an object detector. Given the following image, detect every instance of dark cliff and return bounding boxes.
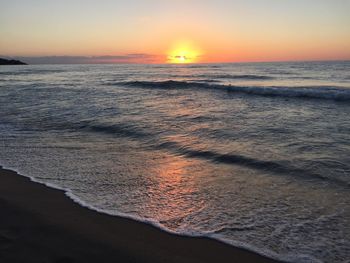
[0,58,27,65]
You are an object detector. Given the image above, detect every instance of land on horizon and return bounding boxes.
[0,58,27,65]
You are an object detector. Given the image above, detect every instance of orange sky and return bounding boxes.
[1,0,349,64]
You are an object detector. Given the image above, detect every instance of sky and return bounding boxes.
[1,0,349,64]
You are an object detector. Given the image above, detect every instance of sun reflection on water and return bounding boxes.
[143,153,206,228]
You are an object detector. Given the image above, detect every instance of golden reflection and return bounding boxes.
[145,153,205,223]
[156,156,189,194]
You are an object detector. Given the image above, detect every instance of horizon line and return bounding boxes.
[1,55,349,65]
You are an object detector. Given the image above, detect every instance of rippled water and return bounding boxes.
[0,62,350,263]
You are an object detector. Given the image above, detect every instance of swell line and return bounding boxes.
[79,122,349,188]
[107,80,350,102]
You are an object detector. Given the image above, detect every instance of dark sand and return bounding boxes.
[0,167,281,263]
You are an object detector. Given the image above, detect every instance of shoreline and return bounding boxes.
[0,166,281,262]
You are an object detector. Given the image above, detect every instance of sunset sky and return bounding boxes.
[1,0,349,64]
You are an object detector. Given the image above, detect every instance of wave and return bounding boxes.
[5,113,346,187]
[111,80,350,102]
[0,164,293,263]
[155,141,348,188]
[77,122,349,188]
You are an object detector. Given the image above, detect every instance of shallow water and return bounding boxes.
[0,62,350,262]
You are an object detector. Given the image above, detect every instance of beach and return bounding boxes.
[1,63,349,262]
[0,167,279,263]
[2,0,350,261]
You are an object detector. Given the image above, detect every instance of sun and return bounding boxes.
[167,41,201,64]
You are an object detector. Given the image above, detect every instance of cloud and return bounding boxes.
[5,54,159,64]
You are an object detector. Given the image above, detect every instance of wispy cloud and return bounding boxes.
[5,54,160,64]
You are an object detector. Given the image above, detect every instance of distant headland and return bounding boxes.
[0,58,27,65]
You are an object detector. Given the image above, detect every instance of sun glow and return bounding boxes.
[167,41,201,64]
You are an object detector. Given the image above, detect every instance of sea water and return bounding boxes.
[0,61,349,262]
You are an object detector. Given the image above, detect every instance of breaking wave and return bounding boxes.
[111,80,350,101]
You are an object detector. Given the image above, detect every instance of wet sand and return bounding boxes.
[0,166,280,263]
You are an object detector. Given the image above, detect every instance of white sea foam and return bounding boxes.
[0,162,323,263]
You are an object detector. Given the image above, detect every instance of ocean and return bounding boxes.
[0,61,349,263]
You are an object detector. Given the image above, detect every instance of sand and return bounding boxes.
[0,166,280,263]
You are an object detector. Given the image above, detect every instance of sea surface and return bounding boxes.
[0,61,349,263]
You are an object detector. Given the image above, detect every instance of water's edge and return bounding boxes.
[1,163,320,263]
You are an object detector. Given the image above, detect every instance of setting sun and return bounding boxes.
[167,41,201,64]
